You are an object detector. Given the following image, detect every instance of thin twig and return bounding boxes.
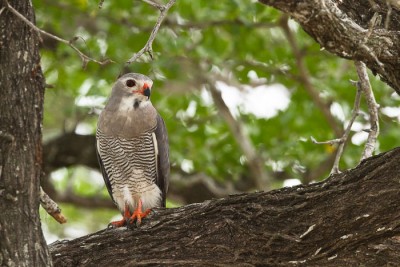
[142,0,164,10]
[5,0,112,68]
[310,137,342,146]
[330,85,362,174]
[126,0,176,64]
[354,61,379,160]
[40,187,67,224]
[278,15,343,137]
[365,12,381,41]
[204,75,269,189]
[385,3,392,30]
[99,0,105,9]
[311,83,362,174]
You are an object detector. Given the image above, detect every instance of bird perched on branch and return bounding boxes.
[96,73,169,228]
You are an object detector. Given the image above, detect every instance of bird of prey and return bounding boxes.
[96,73,169,227]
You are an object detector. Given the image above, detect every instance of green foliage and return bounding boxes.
[33,0,400,240]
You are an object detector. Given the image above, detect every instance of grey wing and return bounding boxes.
[154,113,170,207]
[95,138,114,203]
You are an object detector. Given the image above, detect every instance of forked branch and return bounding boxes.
[354,61,380,160]
[312,83,362,174]
[312,61,379,173]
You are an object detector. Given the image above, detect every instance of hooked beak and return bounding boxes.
[142,83,151,98]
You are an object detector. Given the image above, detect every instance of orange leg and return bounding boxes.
[108,204,131,228]
[128,199,151,226]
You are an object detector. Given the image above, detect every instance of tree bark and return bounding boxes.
[258,0,400,94]
[50,147,400,266]
[0,0,52,266]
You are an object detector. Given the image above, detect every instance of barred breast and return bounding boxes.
[96,128,162,212]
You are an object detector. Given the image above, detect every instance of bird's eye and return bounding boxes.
[125,79,136,88]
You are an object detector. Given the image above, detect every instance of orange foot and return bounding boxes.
[108,205,131,228]
[128,199,151,226]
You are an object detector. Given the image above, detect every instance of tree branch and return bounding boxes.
[141,0,164,10]
[39,187,67,224]
[312,82,362,174]
[331,84,362,174]
[279,15,343,137]
[4,0,112,68]
[354,61,380,160]
[126,0,176,64]
[49,147,400,266]
[205,76,269,189]
[258,0,400,94]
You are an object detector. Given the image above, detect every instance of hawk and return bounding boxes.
[96,73,169,227]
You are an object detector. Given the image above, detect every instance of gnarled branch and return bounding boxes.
[50,147,400,266]
[258,0,400,94]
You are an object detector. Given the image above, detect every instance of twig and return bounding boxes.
[126,0,176,64]
[354,61,379,160]
[278,15,343,137]
[99,0,105,9]
[40,187,67,224]
[204,76,269,189]
[310,137,342,146]
[365,12,381,41]
[142,0,164,10]
[312,82,362,174]
[385,3,392,30]
[330,84,362,174]
[384,0,400,29]
[4,0,113,69]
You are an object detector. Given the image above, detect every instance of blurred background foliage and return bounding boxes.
[33,0,400,242]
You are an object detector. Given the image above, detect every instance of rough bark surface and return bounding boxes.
[259,0,400,94]
[50,147,400,266]
[0,0,52,266]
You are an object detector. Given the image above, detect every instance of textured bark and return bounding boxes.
[0,0,52,266]
[258,0,400,94]
[50,147,400,266]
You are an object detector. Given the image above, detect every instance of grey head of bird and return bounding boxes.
[99,73,158,138]
[111,73,154,109]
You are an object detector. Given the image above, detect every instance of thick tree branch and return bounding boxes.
[43,133,99,174]
[258,0,400,94]
[50,147,400,266]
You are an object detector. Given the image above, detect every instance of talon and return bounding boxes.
[108,220,126,228]
[108,204,131,228]
[128,200,151,226]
